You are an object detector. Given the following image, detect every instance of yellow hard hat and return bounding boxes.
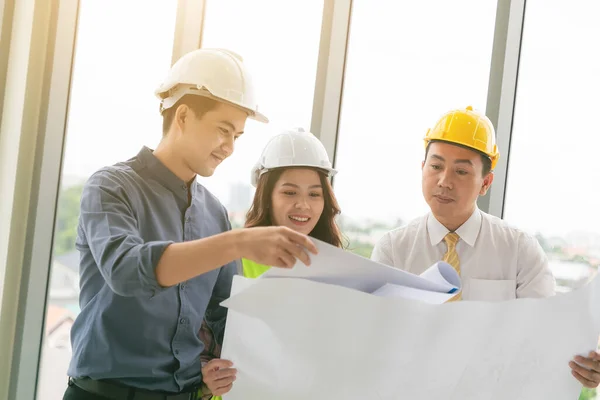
[424,106,499,170]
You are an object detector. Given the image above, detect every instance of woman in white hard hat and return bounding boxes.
[200,128,344,399]
[242,127,344,277]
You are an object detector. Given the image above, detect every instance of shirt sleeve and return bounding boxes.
[203,214,238,346]
[371,232,395,266]
[516,232,557,298]
[204,261,237,345]
[78,170,173,297]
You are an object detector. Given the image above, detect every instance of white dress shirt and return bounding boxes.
[371,208,556,301]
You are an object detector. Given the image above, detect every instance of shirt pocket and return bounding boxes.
[465,278,516,301]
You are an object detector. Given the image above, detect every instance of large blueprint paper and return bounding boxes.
[222,277,600,400]
[220,243,600,399]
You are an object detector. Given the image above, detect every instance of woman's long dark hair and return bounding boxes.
[245,167,343,248]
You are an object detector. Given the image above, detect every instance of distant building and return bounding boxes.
[37,304,75,400]
[566,231,600,251]
[227,182,253,214]
[549,260,595,293]
[49,251,80,308]
[228,210,247,229]
[545,236,569,250]
[45,304,75,348]
[39,250,81,399]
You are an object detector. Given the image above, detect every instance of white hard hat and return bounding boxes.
[155,48,268,123]
[251,128,337,187]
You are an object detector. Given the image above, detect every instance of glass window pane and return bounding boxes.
[198,0,324,226]
[333,0,497,257]
[503,0,600,295]
[36,1,178,398]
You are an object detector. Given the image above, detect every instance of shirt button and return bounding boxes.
[180,284,185,290]
[181,185,186,190]
[180,318,186,324]
[185,217,191,223]
[174,349,179,355]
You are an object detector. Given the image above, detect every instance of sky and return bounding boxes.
[60,0,600,239]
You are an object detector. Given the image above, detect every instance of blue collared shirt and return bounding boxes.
[67,146,237,393]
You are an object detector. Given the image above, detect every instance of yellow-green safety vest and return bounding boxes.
[240,257,271,278]
[208,258,270,400]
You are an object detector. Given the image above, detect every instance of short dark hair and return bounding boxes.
[161,95,219,136]
[425,140,492,176]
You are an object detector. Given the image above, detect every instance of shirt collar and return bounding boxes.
[137,146,196,199]
[427,207,482,247]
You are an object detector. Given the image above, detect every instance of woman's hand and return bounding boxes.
[201,358,237,396]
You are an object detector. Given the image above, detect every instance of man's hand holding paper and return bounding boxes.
[570,350,600,388]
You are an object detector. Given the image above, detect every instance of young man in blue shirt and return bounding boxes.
[63,48,317,400]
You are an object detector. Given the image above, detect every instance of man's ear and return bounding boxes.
[421,160,425,170]
[480,172,495,196]
[175,104,189,131]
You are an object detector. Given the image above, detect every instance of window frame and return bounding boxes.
[0,0,80,398]
[477,0,527,218]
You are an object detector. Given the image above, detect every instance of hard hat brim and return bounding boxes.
[251,165,337,187]
[424,138,499,170]
[249,110,269,124]
[158,86,269,123]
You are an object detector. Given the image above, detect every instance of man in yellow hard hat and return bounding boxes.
[63,48,317,400]
[371,105,600,389]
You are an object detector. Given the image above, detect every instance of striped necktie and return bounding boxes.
[443,232,461,301]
